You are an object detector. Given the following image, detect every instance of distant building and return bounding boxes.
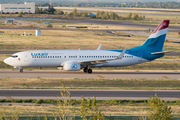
[0,2,35,14]
[5,19,14,23]
[45,21,50,25]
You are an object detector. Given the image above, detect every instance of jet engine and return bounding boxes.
[63,62,81,71]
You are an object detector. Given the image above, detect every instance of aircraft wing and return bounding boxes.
[78,48,126,65]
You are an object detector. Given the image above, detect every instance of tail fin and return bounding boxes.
[130,20,170,51]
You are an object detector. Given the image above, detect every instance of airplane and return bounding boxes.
[4,20,170,74]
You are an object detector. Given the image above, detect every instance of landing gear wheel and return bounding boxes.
[88,69,92,74]
[20,69,23,73]
[83,67,88,73]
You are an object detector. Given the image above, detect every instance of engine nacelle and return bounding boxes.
[63,62,81,71]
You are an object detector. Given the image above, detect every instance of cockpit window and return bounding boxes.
[11,55,18,58]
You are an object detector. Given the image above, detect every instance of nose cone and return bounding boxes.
[4,57,11,65]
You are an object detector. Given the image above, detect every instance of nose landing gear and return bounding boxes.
[14,67,23,73]
[20,69,23,73]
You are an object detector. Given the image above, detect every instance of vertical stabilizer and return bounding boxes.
[130,20,170,51]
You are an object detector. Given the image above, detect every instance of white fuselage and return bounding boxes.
[4,50,148,69]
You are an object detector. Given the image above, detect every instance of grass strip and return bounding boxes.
[1,99,180,105]
[0,78,179,90]
[0,99,180,118]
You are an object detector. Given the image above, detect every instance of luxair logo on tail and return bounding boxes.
[149,20,169,39]
[31,53,48,56]
[152,20,169,34]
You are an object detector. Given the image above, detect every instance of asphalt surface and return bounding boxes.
[1,18,180,31]
[0,89,180,100]
[0,70,179,79]
[0,51,180,56]
[58,19,180,31]
[120,30,180,41]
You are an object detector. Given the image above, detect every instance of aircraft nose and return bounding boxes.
[4,58,11,65]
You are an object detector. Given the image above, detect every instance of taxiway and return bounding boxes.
[0,89,180,101]
[0,70,179,79]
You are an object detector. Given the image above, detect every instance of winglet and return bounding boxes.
[117,48,127,59]
[97,44,102,50]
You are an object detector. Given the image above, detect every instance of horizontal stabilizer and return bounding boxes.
[151,51,172,55]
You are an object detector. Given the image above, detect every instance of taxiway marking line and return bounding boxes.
[162,76,169,79]
[97,75,105,78]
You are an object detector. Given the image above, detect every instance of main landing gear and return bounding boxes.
[20,69,23,73]
[83,67,92,74]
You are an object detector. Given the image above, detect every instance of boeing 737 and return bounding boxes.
[4,20,170,73]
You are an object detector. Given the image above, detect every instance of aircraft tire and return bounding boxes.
[83,67,88,73]
[88,69,92,74]
[20,69,23,73]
